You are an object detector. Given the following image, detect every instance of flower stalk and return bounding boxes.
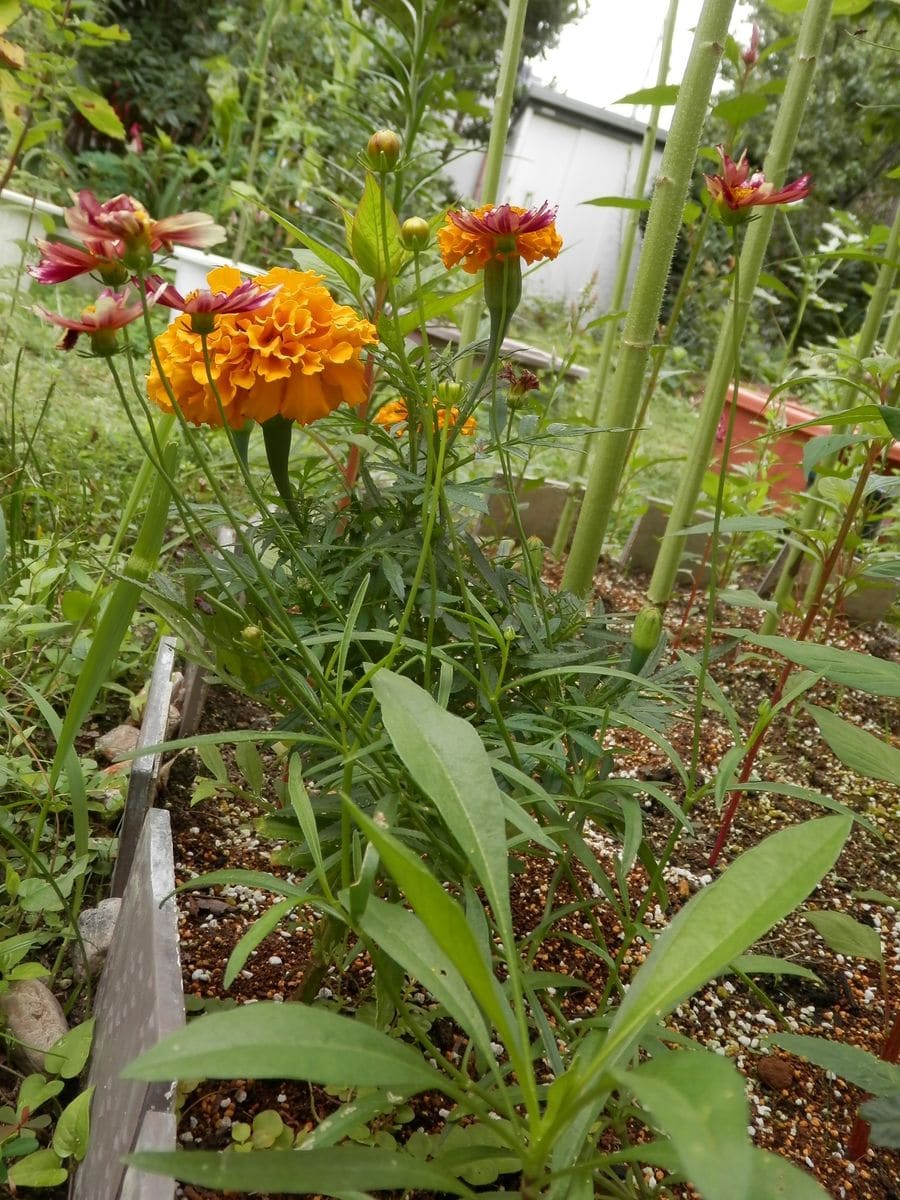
[453,0,529,381]
[561,0,737,597]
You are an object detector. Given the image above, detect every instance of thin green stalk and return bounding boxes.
[759,198,900,635]
[687,232,742,789]
[551,0,680,558]
[562,0,736,597]
[454,0,529,382]
[645,0,832,610]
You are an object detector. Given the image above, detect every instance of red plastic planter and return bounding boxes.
[711,385,900,506]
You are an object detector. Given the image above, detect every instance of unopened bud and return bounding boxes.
[242,625,264,647]
[367,129,401,171]
[526,535,544,576]
[401,216,430,250]
[435,380,464,406]
[628,604,663,674]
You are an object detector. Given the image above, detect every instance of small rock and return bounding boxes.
[757,1054,794,1091]
[94,723,141,763]
[0,979,69,1071]
[71,897,121,978]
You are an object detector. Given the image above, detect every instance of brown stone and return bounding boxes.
[757,1054,795,1090]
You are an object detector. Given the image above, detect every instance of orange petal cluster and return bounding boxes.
[373,397,476,437]
[147,266,377,428]
[437,203,562,275]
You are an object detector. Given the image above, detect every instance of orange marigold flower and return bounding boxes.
[437,202,562,274]
[147,265,377,428]
[372,397,476,437]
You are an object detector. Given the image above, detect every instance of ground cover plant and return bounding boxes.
[1,0,898,1195]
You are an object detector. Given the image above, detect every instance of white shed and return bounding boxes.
[445,85,666,307]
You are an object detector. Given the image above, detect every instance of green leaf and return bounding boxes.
[745,635,900,697]
[854,888,900,908]
[621,1048,753,1200]
[878,404,900,439]
[372,670,510,935]
[52,1088,93,1161]
[830,0,875,14]
[128,1146,470,1195]
[750,1149,833,1198]
[125,1002,442,1093]
[712,93,768,127]
[352,896,492,1057]
[590,817,850,1072]
[43,1018,94,1080]
[50,435,178,788]
[806,704,900,786]
[350,174,404,283]
[677,516,786,535]
[16,1074,64,1121]
[803,433,868,475]
[729,954,821,983]
[804,909,882,963]
[861,1091,900,1148]
[613,84,679,106]
[285,756,330,898]
[347,805,523,1069]
[0,2,22,35]
[583,197,651,211]
[7,1149,67,1188]
[769,1034,900,1095]
[64,86,125,138]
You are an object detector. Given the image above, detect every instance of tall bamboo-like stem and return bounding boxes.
[561,0,735,597]
[645,0,832,611]
[758,198,900,636]
[453,0,529,383]
[551,0,680,559]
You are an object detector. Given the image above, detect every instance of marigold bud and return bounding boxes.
[401,217,430,250]
[367,129,401,171]
[241,625,264,647]
[435,381,464,406]
[525,535,544,576]
[628,604,663,674]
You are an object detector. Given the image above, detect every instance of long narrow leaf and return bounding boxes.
[50,440,178,786]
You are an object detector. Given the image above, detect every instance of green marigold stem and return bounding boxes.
[561,0,736,597]
[645,0,831,611]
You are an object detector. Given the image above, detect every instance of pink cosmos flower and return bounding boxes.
[141,273,280,318]
[65,190,226,262]
[34,289,145,354]
[29,237,129,286]
[704,147,811,222]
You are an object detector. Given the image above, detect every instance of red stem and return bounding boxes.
[707,440,884,867]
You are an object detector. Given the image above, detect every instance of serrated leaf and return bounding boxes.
[804,909,882,963]
[807,704,900,786]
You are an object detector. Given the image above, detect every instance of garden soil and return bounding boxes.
[143,561,900,1199]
